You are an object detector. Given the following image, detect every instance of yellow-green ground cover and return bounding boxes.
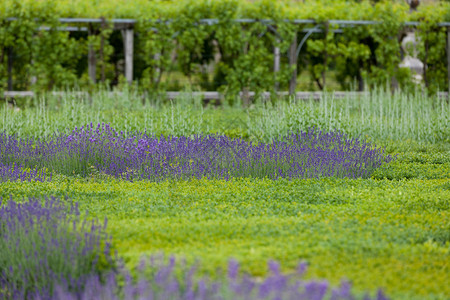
[1,91,449,299]
[1,153,449,299]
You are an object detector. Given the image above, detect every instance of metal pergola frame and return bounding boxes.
[4,17,450,94]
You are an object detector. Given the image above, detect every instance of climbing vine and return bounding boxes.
[0,0,82,92]
[0,0,449,95]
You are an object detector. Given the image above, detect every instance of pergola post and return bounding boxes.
[88,25,97,84]
[30,55,37,86]
[7,47,13,91]
[447,26,450,95]
[288,33,298,96]
[124,27,134,84]
[274,39,280,91]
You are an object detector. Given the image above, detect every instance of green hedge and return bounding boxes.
[1,171,449,299]
[0,0,449,94]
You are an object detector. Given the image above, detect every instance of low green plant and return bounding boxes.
[1,162,448,299]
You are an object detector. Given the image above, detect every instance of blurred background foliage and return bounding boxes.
[0,0,449,95]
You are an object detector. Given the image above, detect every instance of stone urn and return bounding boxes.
[399,31,424,83]
[399,0,424,84]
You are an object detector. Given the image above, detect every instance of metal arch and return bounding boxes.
[257,25,276,39]
[240,22,282,39]
[295,26,344,59]
[266,24,282,39]
[258,29,267,38]
[296,24,320,58]
[199,19,218,26]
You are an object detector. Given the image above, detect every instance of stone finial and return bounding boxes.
[405,0,420,12]
[399,32,424,83]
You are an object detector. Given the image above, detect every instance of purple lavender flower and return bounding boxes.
[50,255,388,300]
[0,196,115,299]
[0,125,393,182]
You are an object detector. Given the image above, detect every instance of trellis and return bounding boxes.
[4,17,450,95]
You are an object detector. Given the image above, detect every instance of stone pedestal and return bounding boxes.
[399,0,423,84]
[399,31,424,84]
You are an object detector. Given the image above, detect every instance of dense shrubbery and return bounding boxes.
[0,0,449,93]
[0,196,392,300]
[1,171,448,299]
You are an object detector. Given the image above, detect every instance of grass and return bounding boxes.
[0,89,449,299]
[2,88,448,145]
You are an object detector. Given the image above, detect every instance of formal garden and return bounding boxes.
[0,0,449,299]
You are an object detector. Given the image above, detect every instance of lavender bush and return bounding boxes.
[51,256,389,300]
[0,133,50,182]
[0,124,393,181]
[0,162,50,182]
[0,196,390,299]
[0,196,114,299]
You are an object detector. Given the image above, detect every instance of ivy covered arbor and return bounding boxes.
[1,0,450,95]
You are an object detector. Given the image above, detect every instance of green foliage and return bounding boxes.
[372,151,450,180]
[0,90,449,299]
[247,89,450,143]
[413,4,449,93]
[1,166,448,299]
[1,89,449,144]
[0,0,449,94]
[0,0,82,91]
